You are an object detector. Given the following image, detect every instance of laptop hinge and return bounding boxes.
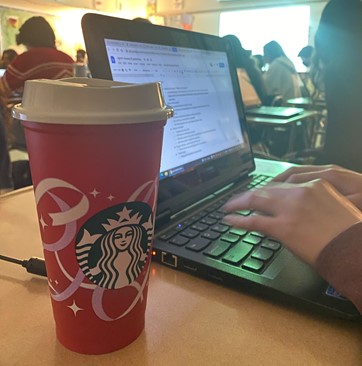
[240,169,250,179]
[155,209,172,228]
[170,194,214,221]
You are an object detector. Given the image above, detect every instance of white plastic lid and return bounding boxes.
[12,77,173,125]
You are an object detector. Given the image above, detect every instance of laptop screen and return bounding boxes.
[105,39,245,180]
[82,14,255,217]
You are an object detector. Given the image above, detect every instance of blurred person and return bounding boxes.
[308,55,325,102]
[0,50,18,193]
[0,16,73,189]
[0,16,73,101]
[74,49,91,77]
[223,34,269,106]
[224,35,287,154]
[263,40,302,102]
[252,54,265,73]
[0,49,18,69]
[0,112,13,194]
[297,45,314,68]
[132,17,152,23]
[297,45,323,99]
[76,49,87,63]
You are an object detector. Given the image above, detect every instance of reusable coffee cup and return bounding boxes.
[12,78,173,354]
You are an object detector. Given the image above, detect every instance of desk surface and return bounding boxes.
[287,97,326,109]
[1,187,361,366]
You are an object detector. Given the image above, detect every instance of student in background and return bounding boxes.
[252,54,265,73]
[0,50,18,193]
[263,40,302,103]
[0,113,12,194]
[298,45,314,68]
[0,16,73,99]
[0,16,74,189]
[297,45,325,101]
[0,49,18,69]
[223,34,269,106]
[76,49,87,63]
[74,49,91,77]
[133,17,152,23]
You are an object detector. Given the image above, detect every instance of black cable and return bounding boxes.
[0,254,47,277]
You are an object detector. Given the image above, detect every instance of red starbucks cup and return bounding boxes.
[12,78,173,354]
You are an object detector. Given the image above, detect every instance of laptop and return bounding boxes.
[81,14,360,320]
[237,68,304,118]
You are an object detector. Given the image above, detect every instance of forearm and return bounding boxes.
[315,222,362,314]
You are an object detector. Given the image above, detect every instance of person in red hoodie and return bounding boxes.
[0,16,74,189]
[0,16,73,97]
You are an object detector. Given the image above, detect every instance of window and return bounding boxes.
[219,5,310,71]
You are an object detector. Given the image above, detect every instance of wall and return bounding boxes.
[0,1,327,58]
[0,1,150,59]
[157,0,326,14]
[157,0,327,45]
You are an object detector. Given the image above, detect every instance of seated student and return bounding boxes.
[223,35,281,155]
[252,54,265,73]
[75,49,87,63]
[0,16,74,139]
[263,40,302,103]
[297,46,325,102]
[298,45,314,68]
[0,16,74,189]
[0,49,18,69]
[0,112,12,194]
[223,34,269,106]
[74,49,91,78]
[223,0,362,314]
[0,16,73,101]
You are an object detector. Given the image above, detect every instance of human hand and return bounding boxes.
[222,179,362,265]
[272,164,362,211]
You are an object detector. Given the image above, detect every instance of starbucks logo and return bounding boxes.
[75,202,153,289]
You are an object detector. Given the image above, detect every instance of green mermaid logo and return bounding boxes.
[75,202,153,289]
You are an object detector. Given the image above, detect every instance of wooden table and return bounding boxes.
[0,187,361,366]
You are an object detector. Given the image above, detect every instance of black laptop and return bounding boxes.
[81,14,360,320]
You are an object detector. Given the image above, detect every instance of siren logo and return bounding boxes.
[75,202,153,289]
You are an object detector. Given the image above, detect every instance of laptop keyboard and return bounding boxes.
[158,174,282,275]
